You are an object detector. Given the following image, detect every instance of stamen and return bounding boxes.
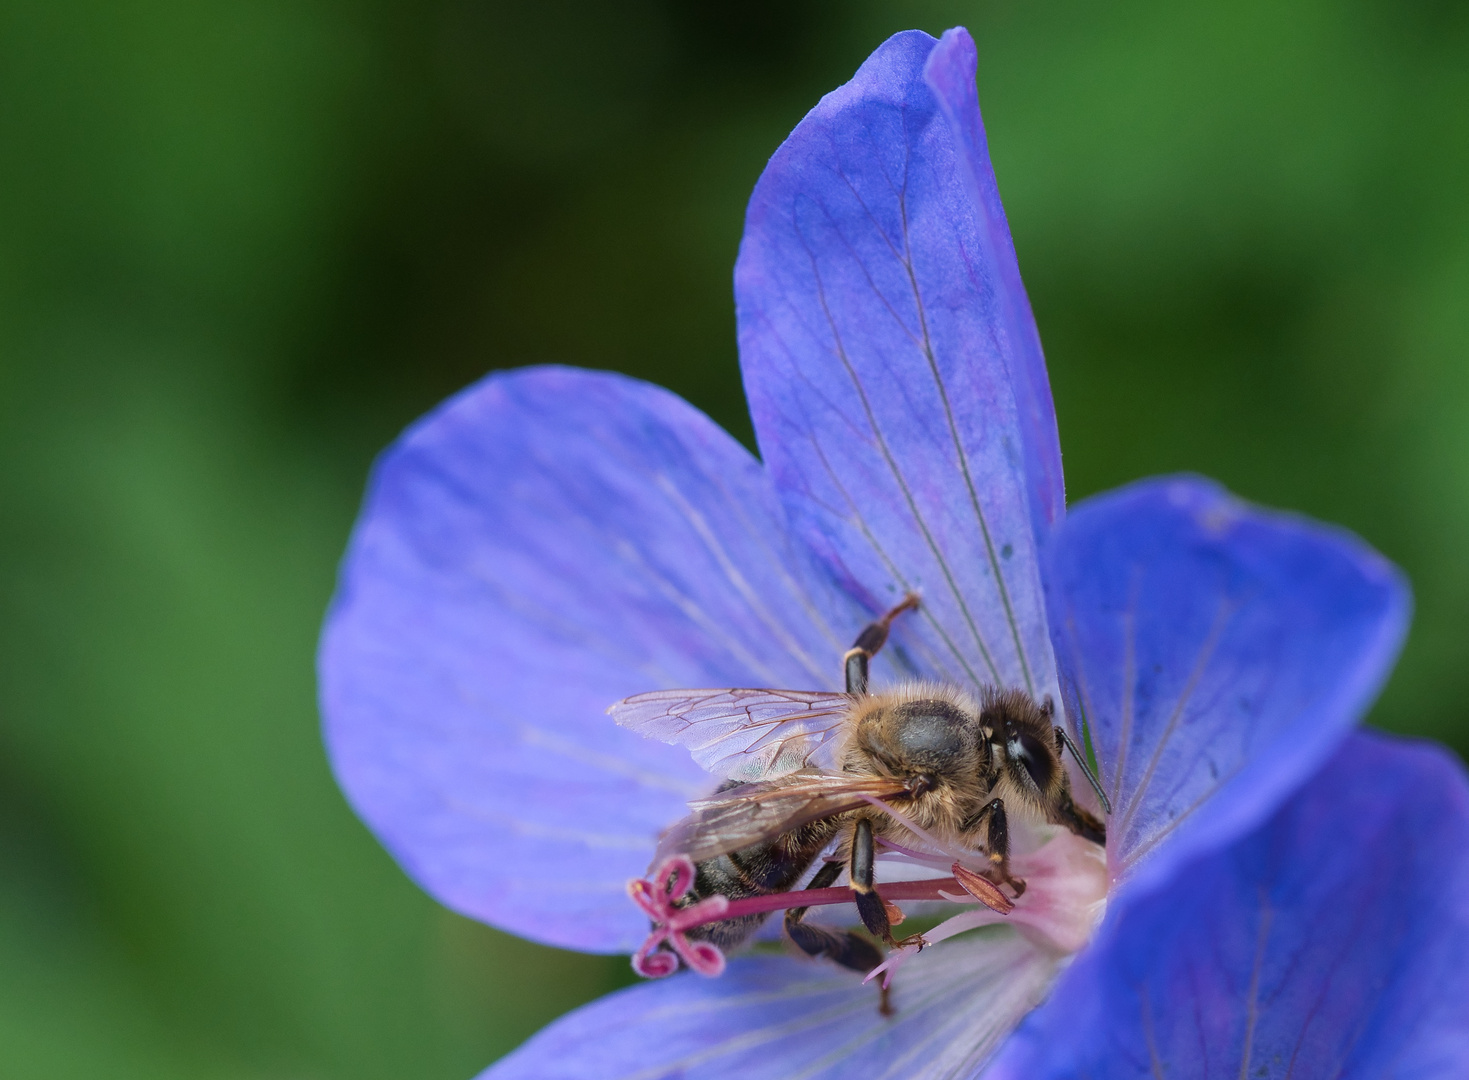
[855,793,970,862]
[874,834,950,867]
[951,862,1014,914]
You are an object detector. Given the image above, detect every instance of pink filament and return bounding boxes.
[706,876,963,921]
[627,856,985,979]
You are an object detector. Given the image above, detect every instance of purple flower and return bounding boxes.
[318,27,1469,1079]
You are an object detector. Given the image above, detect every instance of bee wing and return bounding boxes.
[653,770,910,865]
[608,687,854,782]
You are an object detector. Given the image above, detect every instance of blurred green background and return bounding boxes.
[1,0,1466,1076]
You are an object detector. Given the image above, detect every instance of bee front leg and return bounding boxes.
[843,594,919,695]
[963,799,1026,897]
[1051,783,1107,847]
[850,819,925,949]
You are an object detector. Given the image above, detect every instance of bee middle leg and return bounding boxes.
[783,860,884,973]
[850,819,926,949]
[843,593,919,695]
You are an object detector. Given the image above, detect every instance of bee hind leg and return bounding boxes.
[784,861,884,973]
[784,918,885,975]
[843,593,919,696]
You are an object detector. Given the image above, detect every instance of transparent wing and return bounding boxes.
[608,687,854,782]
[653,770,911,865]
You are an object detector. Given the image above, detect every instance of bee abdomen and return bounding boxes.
[678,820,840,950]
[683,853,776,947]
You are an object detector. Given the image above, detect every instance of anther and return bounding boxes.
[951,862,1014,914]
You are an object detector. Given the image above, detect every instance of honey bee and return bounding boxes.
[609,596,1109,980]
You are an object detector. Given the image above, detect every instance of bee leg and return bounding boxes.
[851,819,926,949]
[843,593,920,695]
[981,799,1028,899]
[784,860,884,974]
[1052,783,1107,847]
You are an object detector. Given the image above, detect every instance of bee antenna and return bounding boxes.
[1056,726,1111,817]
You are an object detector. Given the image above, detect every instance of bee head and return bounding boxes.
[981,688,1061,799]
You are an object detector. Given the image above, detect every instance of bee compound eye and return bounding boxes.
[1012,730,1054,791]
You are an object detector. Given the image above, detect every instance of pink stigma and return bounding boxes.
[627,856,729,978]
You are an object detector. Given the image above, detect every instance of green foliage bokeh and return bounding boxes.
[1,1,1466,1076]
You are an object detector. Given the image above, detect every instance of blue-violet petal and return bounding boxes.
[736,29,1059,699]
[319,366,848,951]
[1046,476,1410,893]
[485,931,1058,1080]
[986,731,1469,1078]
[924,28,1063,544]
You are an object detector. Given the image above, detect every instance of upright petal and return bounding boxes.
[736,29,1059,700]
[484,931,1058,1080]
[986,732,1469,1078]
[319,366,848,952]
[1046,476,1410,894]
[925,28,1063,543]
